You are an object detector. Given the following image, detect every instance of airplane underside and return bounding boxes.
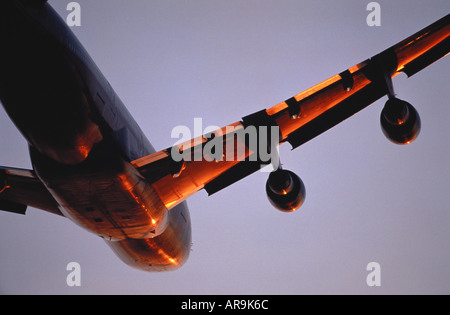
[0,0,192,271]
[0,1,447,273]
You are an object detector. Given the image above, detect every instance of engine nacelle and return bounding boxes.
[266,169,305,212]
[380,98,421,145]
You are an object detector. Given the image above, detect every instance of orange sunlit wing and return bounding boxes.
[270,14,449,148]
[132,122,255,209]
[132,14,449,210]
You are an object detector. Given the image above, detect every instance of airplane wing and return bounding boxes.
[132,14,449,211]
[0,166,62,216]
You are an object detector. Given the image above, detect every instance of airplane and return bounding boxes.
[0,1,448,272]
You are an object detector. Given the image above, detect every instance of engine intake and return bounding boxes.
[266,169,305,212]
[380,98,421,145]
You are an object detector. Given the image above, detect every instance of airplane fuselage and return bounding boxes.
[0,1,191,271]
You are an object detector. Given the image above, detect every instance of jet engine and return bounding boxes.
[380,98,421,145]
[266,168,305,212]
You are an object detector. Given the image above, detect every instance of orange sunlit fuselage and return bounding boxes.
[0,1,191,271]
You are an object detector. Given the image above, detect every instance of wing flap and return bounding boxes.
[285,77,386,149]
[0,199,27,215]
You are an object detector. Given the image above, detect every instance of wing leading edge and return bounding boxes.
[134,14,449,210]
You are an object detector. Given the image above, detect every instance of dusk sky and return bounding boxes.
[0,0,449,294]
